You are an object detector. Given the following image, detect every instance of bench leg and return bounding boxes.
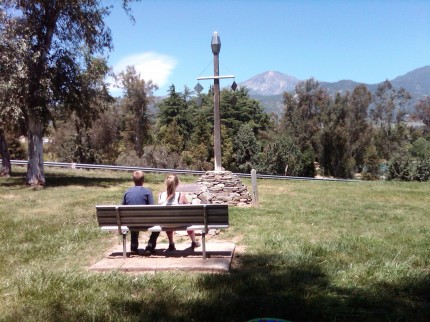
[202,231,206,259]
[122,233,127,258]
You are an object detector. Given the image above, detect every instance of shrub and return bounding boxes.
[387,152,430,181]
[362,145,380,180]
[140,145,183,169]
[387,153,412,181]
[255,135,315,177]
[8,136,27,160]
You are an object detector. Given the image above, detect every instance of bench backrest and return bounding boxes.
[96,204,229,230]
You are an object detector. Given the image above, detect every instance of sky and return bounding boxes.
[105,0,430,96]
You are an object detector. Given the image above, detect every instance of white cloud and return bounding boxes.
[113,52,177,88]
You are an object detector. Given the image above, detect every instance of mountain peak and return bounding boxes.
[391,65,430,96]
[238,71,299,95]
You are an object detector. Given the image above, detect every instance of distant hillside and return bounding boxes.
[239,66,430,114]
[391,66,430,99]
[320,80,368,95]
[238,71,299,95]
[251,94,285,115]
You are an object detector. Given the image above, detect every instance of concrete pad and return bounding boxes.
[89,242,235,273]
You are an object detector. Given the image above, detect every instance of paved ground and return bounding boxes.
[89,242,236,273]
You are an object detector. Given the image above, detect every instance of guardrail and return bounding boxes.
[3,160,359,182]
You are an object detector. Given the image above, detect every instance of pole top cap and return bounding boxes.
[211,31,221,55]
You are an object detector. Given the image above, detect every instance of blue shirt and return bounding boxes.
[122,186,154,205]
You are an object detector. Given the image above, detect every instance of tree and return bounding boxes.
[187,107,213,169]
[370,80,412,160]
[415,96,430,132]
[410,137,430,160]
[220,87,270,138]
[164,119,185,154]
[118,66,158,157]
[346,84,372,170]
[255,134,313,176]
[64,55,114,164]
[181,85,195,103]
[88,104,122,164]
[231,124,259,173]
[153,85,270,171]
[282,78,329,156]
[47,117,77,163]
[221,124,234,170]
[0,6,27,176]
[362,145,380,180]
[140,145,182,169]
[156,85,192,151]
[0,1,134,185]
[319,85,373,178]
[0,128,11,176]
[319,93,351,177]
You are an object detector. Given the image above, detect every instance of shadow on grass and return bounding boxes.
[45,173,127,188]
[196,254,430,322]
[115,254,429,321]
[13,253,427,322]
[1,171,127,188]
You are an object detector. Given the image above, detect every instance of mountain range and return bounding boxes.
[238,66,430,114]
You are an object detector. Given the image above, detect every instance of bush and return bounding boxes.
[140,145,183,169]
[255,135,315,177]
[115,150,146,167]
[362,145,380,180]
[414,160,430,181]
[181,149,213,171]
[387,153,412,181]
[387,152,430,181]
[8,136,27,160]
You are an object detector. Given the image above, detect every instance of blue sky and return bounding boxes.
[105,0,430,96]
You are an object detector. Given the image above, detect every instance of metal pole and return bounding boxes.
[251,169,259,207]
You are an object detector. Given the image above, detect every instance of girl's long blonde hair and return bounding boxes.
[165,174,179,202]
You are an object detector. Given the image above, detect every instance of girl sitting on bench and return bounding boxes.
[158,174,201,251]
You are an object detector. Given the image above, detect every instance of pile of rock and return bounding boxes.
[177,183,212,204]
[195,171,252,206]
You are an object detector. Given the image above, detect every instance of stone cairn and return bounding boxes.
[192,171,252,206]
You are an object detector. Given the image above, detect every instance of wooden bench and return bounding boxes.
[95,204,229,259]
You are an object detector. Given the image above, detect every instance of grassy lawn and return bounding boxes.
[1,167,429,321]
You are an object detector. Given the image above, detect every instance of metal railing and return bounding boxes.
[3,159,359,182]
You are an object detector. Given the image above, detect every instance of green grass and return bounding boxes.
[1,167,429,321]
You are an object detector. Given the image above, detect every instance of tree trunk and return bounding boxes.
[0,128,11,177]
[26,116,45,185]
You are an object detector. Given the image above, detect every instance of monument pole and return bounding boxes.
[211,32,222,171]
[197,32,234,171]
[195,33,252,206]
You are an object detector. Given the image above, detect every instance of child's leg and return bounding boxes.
[187,230,196,242]
[166,231,174,244]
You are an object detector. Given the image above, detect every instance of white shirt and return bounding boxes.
[158,191,180,205]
